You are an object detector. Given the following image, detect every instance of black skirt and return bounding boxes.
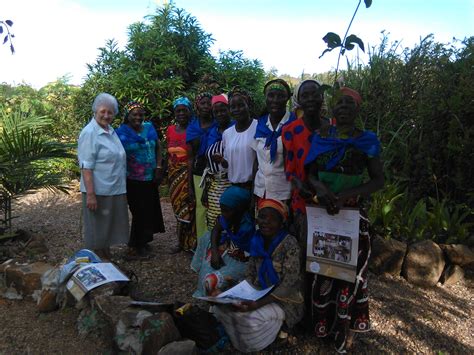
[126,179,165,247]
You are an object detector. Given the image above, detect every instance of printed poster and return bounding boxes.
[306,206,360,283]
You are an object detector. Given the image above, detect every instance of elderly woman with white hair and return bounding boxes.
[77,92,129,260]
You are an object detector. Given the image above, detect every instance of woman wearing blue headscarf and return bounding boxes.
[166,97,196,252]
[211,199,304,353]
[191,185,254,297]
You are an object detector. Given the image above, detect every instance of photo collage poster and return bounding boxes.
[306,206,360,283]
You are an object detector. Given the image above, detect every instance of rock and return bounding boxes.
[115,308,153,354]
[2,286,23,300]
[37,289,58,312]
[158,340,197,355]
[93,295,132,323]
[370,235,407,276]
[3,261,53,295]
[402,240,445,287]
[141,313,181,355]
[440,264,464,286]
[439,244,474,267]
[24,235,49,255]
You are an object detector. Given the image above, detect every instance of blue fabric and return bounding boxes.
[254,112,296,163]
[186,117,217,156]
[173,97,192,110]
[218,213,254,252]
[116,122,158,181]
[206,121,235,148]
[250,230,288,288]
[304,126,381,170]
[219,185,251,208]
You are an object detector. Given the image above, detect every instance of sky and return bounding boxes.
[0,0,473,88]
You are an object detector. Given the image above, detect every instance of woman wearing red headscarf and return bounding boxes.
[305,87,384,353]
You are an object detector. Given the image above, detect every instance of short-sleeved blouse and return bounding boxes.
[166,125,188,163]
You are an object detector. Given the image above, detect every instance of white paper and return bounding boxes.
[66,263,129,300]
[195,280,274,304]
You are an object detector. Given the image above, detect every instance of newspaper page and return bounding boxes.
[66,263,129,300]
[306,206,360,283]
[195,280,274,304]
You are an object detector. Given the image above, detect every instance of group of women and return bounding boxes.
[77,78,383,353]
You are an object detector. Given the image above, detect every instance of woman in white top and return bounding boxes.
[252,79,295,203]
[77,93,129,260]
[217,87,257,191]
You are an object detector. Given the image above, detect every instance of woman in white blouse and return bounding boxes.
[252,79,295,203]
[77,93,129,260]
[214,87,257,191]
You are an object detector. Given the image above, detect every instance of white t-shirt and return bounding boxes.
[251,112,292,200]
[222,119,257,183]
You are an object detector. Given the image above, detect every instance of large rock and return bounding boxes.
[439,244,474,267]
[141,312,181,355]
[402,240,445,287]
[440,264,465,286]
[3,261,53,295]
[158,340,197,355]
[370,235,407,275]
[115,308,153,354]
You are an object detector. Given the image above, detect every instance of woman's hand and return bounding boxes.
[233,300,258,312]
[86,192,98,211]
[210,250,225,270]
[212,154,229,168]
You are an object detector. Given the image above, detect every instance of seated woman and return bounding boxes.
[305,87,384,353]
[191,185,254,297]
[212,199,304,353]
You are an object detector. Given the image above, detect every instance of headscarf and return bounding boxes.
[219,185,251,209]
[211,94,228,107]
[263,78,291,97]
[254,111,296,163]
[250,229,287,288]
[228,86,252,107]
[339,87,362,107]
[173,97,193,111]
[304,126,381,169]
[257,199,289,222]
[218,186,254,251]
[123,101,144,120]
[116,119,158,145]
[185,117,217,155]
[207,120,234,148]
[292,79,322,110]
[194,92,213,112]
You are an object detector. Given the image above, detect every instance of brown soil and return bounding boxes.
[1,186,473,354]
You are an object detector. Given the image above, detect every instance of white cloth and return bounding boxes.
[212,302,285,352]
[251,113,292,200]
[78,118,127,195]
[222,119,257,183]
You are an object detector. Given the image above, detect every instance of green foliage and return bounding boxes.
[74,4,266,129]
[0,107,74,196]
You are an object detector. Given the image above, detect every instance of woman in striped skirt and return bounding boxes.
[201,94,234,230]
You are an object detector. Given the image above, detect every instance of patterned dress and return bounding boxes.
[166,125,195,251]
[307,128,379,353]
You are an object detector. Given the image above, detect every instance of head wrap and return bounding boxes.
[123,101,144,119]
[218,212,254,252]
[211,94,228,107]
[228,86,252,106]
[194,92,213,111]
[173,97,193,111]
[292,79,322,110]
[219,186,251,209]
[264,78,292,97]
[339,87,362,107]
[257,199,289,222]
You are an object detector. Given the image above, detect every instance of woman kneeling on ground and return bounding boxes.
[191,185,254,297]
[212,199,304,353]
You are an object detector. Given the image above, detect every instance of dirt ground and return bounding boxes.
[1,187,473,354]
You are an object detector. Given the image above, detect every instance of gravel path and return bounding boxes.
[1,187,473,354]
